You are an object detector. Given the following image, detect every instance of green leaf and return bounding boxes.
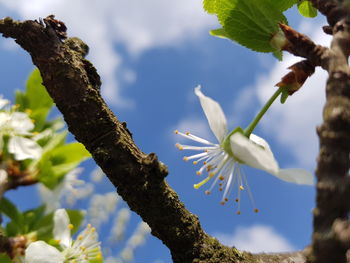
[0,253,11,263]
[50,142,90,167]
[23,205,46,233]
[24,68,54,111]
[217,0,287,52]
[37,154,56,189]
[298,1,317,18]
[210,27,230,39]
[203,0,218,14]
[33,212,54,241]
[37,142,90,189]
[273,0,298,11]
[15,68,55,132]
[0,198,23,234]
[40,131,67,153]
[273,50,283,61]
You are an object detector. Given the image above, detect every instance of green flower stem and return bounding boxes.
[244,87,283,137]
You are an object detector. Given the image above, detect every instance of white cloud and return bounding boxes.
[214,225,295,253]
[250,21,331,168]
[0,0,216,105]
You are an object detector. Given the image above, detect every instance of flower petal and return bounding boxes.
[276,168,314,185]
[0,96,9,109]
[194,85,228,142]
[249,134,273,154]
[8,136,42,160]
[25,241,64,263]
[230,132,279,174]
[9,112,34,134]
[53,209,72,248]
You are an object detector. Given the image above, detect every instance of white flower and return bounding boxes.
[0,95,10,109]
[175,86,313,212]
[25,209,102,263]
[0,111,42,160]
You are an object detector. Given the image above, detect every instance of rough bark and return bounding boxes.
[282,1,350,262]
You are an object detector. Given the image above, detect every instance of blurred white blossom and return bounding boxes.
[0,95,9,109]
[0,111,42,160]
[25,209,101,263]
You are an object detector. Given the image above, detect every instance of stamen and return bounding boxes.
[175,143,183,150]
[241,169,258,214]
[184,152,208,160]
[180,145,217,151]
[194,175,212,189]
[174,130,215,145]
[220,161,235,205]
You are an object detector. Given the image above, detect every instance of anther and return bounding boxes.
[239,185,244,190]
[183,157,189,161]
[219,175,224,180]
[205,190,211,195]
[193,161,198,165]
[175,143,183,150]
[236,211,241,215]
[196,171,202,175]
[254,208,259,213]
[68,224,74,230]
[174,130,179,134]
[235,198,239,202]
[185,132,190,135]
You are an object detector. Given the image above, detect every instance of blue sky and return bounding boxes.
[0,1,331,262]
